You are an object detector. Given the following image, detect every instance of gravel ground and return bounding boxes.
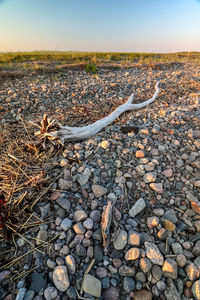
[0,63,200,300]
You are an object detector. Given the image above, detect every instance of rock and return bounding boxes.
[162,258,178,279]
[125,247,140,261]
[15,289,26,300]
[194,220,200,232]
[139,258,152,273]
[96,267,107,279]
[135,272,146,283]
[123,277,135,293]
[58,178,72,190]
[73,222,85,234]
[163,209,178,223]
[0,270,10,281]
[176,254,187,267]
[92,184,107,198]
[171,242,182,254]
[60,218,72,231]
[157,228,167,240]
[152,265,162,281]
[100,140,110,149]
[185,262,199,280]
[36,229,47,245]
[143,172,157,183]
[82,274,101,298]
[113,229,127,250]
[47,259,56,269]
[103,286,119,300]
[112,258,122,268]
[24,290,35,300]
[77,168,91,186]
[164,278,181,300]
[75,243,86,256]
[136,150,144,158]
[186,191,200,215]
[162,168,173,177]
[164,219,176,231]
[56,197,71,211]
[192,280,200,300]
[145,242,164,265]
[149,183,163,194]
[65,255,75,274]
[101,277,110,289]
[83,218,93,230]
[90,210,101,222]
[74,210,87,222]
[94,244,103,261]
[29,272,47,293]
[44,286,58,300]
[50,191,61,201]
[129,198,146,217]
[134,289,152,300]
[147,216,159,228]
[53,266,70,292]
[193,240,200,256]
[128,231,141,246]
[119,265,135,276]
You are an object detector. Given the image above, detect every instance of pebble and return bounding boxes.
[44,286,58,300]
[149,183,163,194]
[134,289,152,300]
[162,258,178,279]
[15,288,26,300]
[82,274,101,298]
[192,280,200,299]
[143,172,157,183]
[24,290,35,300]
[65,255,76,274]
[128,231,141,246]
[60,218,72,231]
[164,219,176,231]
[164,278,181,300]
[123,277,135,293]
[129,198,146,217]
[92,184,107,198]
[52,266,70,292]
[76,168,91,186]
[113,229,127,250]
[145,242,164,265]
[56,197,71,211]
[139,258,152,273]
[185,262,200,280]
[147,216,159,228]
[176,254,187,267]
[125,247,140,261]
[58,178,72,190]
[83,218,93,230]
[36,229,47,245]
[119,265,135,276]
[103,286,119,300]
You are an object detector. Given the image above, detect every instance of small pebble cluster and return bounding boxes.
[0,63,200,300]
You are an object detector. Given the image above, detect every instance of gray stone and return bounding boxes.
[163,209,178,224]
[139,258,152,273]
[60,218,72,231]
[66,286,77,299]
[15,288,26,300]
[44,286,58,300]
[94,244,103,261]
[46,259,56,269]
[103,286,119,300]
[82,274,101,298]
[90,210,101,222]
[77,168,91,186]
[113,229,127,250]
[92,184,107,198]
[119,265,135,276]
[29,272,47,293]
[145,242,164,265]
[101,277,110,289]
[164,278,181,300]
[193,240,200,256]
[129,198,146,217]
[143,172,157,183]
[171,242,182,254]
[135,272,146,283]
[56,197,71,211]
[123,277,135,293]
[65,255,76,274]
[192,280,200,300]
[92,228,102,241]
[185,262,199,280]
[36,229,47,245]
[76,243,86,256]
[58,178,72,190]
[53,266,70,292]
[162,258,178,279]
[152,265,162,281]
[39,203,50,218]
[74,210,87,222]
[96,267,107,279]
[73,222,85,234]
[24,290,35,300]
[83,218,93,230]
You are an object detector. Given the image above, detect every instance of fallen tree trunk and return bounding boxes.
[32,81,160,145]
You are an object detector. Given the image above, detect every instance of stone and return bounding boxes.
[29,272,47,293]
[164,278,181,300]
[96,267,107,279]
[101,277,110,289]
[194,220,200,232]
[134,289,152,300]
[139,258,152,273]
[15,289,26,300]
[100,140,110,149]
[24,290,35,300]
[149,183,163,194]
[112,258,122,268]
[36,229,47,245]
[123,277,135,293]
[163,209,178,223]
[90,210,101,222]
[128,231,141,246]
[129,198,146,217]
[75,243,86,256]
[44,286,58,300]
[113,229,127,250]
[145,242,164,265]
[119,265,135,276]
[103,287,119,300]
[92,184,107,198]
[144,162,155,172]
[56,197,71,211]
[47,259,56,269]
[53,266,70,292]
[60,218,72,231]
[0,270,10,281]
[65,255,75,274]
[157,228,167,240]
[136,150,144,158]
[94,244,103,261]
[77,168,91,186]
[125,247,140,261]
[193,240,200,256]
[164,219,176,231]
[50,191,61,200]
[143,172,157,183]
[135,272,146,283]
[152,265,162,281]
[162,168,173,177]
[147,216,159,228]
[192,280,200,300]
[82,274,101,298]
[58,178,72,190]
[162,258,178,279]
[66,286,77,299]
[176,254,187,267]
[186,191,200,215]
[171,242,182,254]
[185,262,199,280]
[83,218,93,230]
[74,210,87,222]
[73,222,85,234]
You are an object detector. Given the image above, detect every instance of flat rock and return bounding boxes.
[125,247,140,261]
[149,183,163,194]
[113,229,127,250]
[58,178,72,190]
[143,172,157,183]
[29,272,47,293]
[164,278,181,300]
[134,289,152,300]
[162,258,178,279]
[53,266,70,292]
[192,280,200,300]
[82,274,101,298]
[145,242,164,265]
[92,184,107,198]
[56,197,71,211]
[77,168,91,186]
[129,198,146,217]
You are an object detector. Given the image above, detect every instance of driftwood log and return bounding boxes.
[31,81,159,145]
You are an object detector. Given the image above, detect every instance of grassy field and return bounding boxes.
[1,51,200,66]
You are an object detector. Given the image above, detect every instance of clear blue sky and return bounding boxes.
[0,0,200,53]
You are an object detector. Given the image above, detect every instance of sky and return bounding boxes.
[0,0,200,53]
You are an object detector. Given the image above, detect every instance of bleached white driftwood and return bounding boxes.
[49,81,159,143]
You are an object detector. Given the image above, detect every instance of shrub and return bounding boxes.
[85,64,97,74]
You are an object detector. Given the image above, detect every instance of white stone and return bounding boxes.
[53,266,70,292]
